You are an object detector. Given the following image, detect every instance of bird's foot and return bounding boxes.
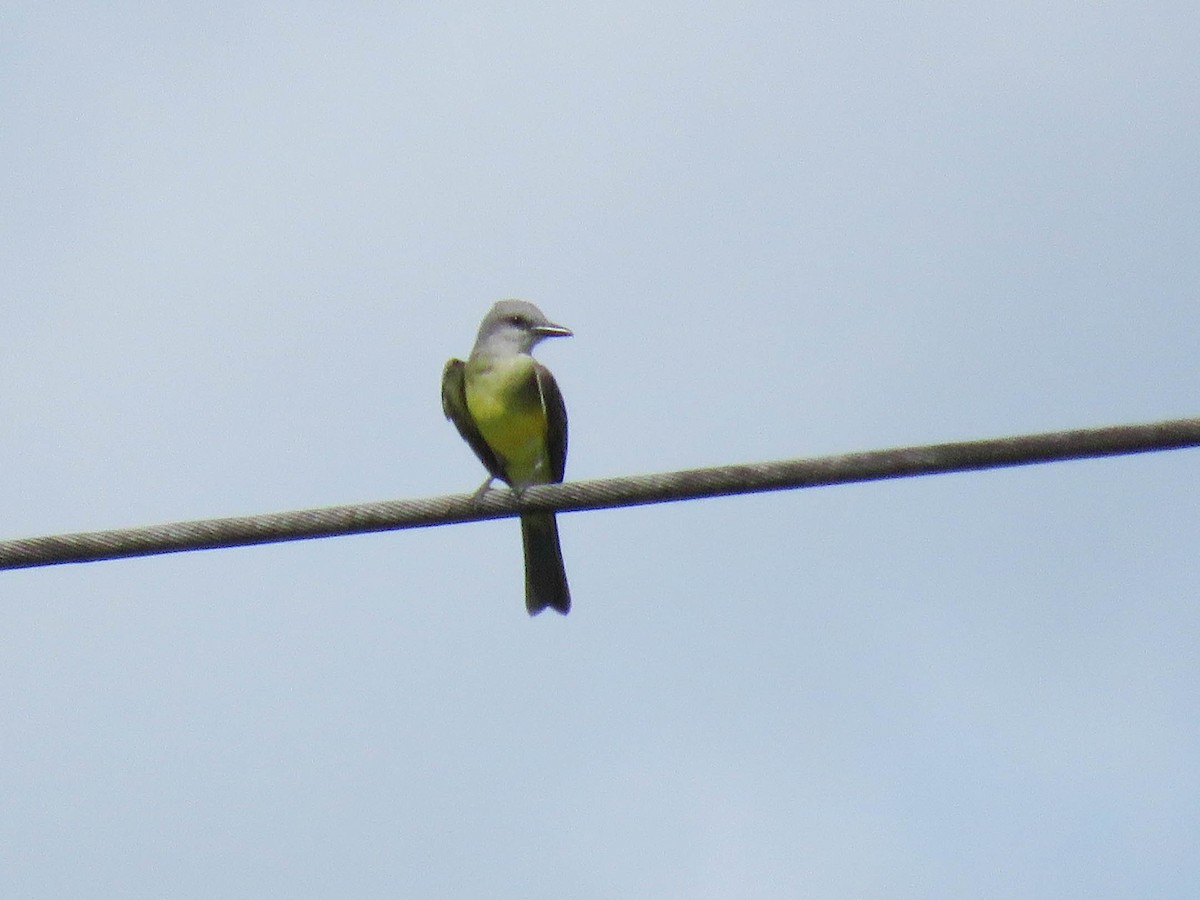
[471,476,497,501]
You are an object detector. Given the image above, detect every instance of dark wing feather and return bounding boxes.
[441,358,505,482]
[535,362,568,483]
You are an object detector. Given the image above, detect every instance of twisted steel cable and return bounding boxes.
[1,416,1197,571]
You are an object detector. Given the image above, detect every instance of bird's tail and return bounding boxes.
[520,512,570,615]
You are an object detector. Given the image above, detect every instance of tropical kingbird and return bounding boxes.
[441,300,573,615]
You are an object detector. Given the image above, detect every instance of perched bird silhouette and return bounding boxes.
[441,300,573,615]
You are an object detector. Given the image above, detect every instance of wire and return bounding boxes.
[1,416,1197,571]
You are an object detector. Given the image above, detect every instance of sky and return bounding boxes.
[2,4,1198,897]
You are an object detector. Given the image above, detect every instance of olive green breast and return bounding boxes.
[464,354,551,486]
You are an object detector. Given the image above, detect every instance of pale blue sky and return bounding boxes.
[2,4,1198,897]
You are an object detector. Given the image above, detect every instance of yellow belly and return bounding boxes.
[465,356,549,487]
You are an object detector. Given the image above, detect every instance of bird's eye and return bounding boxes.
[506,314,524,326]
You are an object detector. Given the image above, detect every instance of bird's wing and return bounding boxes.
[441,358,505,481]
[535,362,568,483]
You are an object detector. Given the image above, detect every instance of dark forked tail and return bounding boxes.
[520,513,570,615]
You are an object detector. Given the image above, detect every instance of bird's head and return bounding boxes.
[475,299,572,355]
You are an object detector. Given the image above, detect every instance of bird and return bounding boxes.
[441,300,573,615]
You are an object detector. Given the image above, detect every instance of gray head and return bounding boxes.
[473,299,572,355]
